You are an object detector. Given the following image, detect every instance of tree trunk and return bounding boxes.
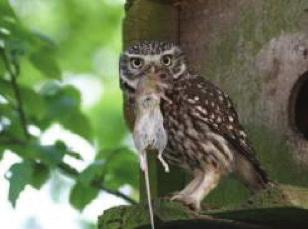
[99,0,308,228]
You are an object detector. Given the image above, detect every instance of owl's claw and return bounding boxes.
[170,193,201,211]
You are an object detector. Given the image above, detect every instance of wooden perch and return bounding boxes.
[98,184,308,229]
[98,0,308,228]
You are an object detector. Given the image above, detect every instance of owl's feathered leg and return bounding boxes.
[171,170,203,200]
[171,169,222,211]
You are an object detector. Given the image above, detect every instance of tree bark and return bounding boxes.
[98,1,308,228]
[123,0,308,207]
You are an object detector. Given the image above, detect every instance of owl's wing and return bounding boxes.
[183,76,268,181]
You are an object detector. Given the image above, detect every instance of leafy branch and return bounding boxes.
[0,1,137,211]
[1,50,29,139]
[0,48,137,207]
[59,162,137,205]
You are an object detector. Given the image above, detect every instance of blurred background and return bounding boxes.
[0,0,140,228]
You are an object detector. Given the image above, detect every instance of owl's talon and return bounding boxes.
[170,194,201,211]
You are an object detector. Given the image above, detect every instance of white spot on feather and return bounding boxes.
[196,105,208,115]
[227,125,233,130]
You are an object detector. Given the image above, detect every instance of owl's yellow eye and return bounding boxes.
[161,55,173,66]
[130,57,144,69]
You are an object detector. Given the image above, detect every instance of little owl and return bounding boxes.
[119,40,271,210]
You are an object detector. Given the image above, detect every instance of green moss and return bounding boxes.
[98,200,193,229]
[247,125,308,186]
[199,0,308,207]
[204,0,308,116]
[122,0,308,214]
[123,0,178,48]
[98,185,308,228]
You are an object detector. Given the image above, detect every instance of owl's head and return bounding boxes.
[119,40,188,93]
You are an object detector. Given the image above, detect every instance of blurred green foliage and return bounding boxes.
[0,0,138,212]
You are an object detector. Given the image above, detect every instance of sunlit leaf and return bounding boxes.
[69,182,99,211]
[7,160,33,207]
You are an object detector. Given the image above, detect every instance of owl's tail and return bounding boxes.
[234,153,272,191]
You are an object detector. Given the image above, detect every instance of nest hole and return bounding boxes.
[290,71,308,139]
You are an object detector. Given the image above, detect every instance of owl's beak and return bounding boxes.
[150,65,156,73]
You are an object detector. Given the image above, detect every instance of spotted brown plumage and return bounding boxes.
[119,40,271,210]
[162,75,269,188]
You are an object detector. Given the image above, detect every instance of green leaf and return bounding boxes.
[69,182,99,211]
[29,50,61,79]
[39,81,61,96]
[34,141,66,166]
[0,57,5,76]
[60,111,92,141]
[98,148,139,189]
[41,84,92,140]
[7,161,33,207]
[20,86,47,121]
[78,160,105,186]
[0,146,5,160]
[43,85,81,115]
[0,0,17,20]
[89,88,127,148]
[0,101,11,112]
[0,1,17,39]
[30,162,50,189]
[3,110,27,140]
[0,81,46,121]
[0,79,14,99]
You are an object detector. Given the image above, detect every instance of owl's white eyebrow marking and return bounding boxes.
[124,48,177,63]
[173,64,186,79]
[120,70,139,88]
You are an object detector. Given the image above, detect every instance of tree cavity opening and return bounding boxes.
[290,71,308,140]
